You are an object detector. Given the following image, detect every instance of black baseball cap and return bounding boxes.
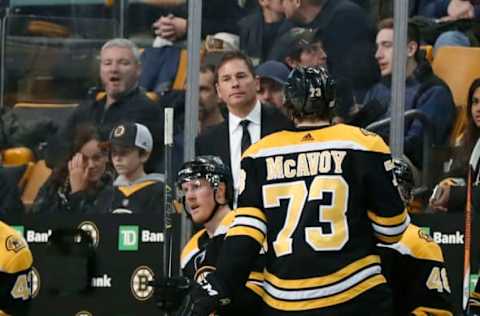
[268,27,317,63]
[109,122,153,151]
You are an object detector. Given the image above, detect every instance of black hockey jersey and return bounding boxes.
[99,175,164,214]
[0,221,33,316]
[181,211,263,315]
[378,224,454,316]
[215,124,410,313]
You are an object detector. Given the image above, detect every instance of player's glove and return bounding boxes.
[151,276,192,312]
[468,295,480,316]
[184,273,231,316]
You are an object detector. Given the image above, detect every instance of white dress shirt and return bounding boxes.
[229,100,261,203]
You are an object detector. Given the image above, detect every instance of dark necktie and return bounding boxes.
[240,120,252,154]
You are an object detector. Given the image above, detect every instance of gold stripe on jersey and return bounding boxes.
[411,306,454,316]
[0,311,10,316]
[264,255,380,289]
[246,282,264,298]
[248,271,264,283]
[243,124,390,159]
[397,225,444,262]
[261,274,386,311]
[117,180,157,197]
[235,207,267,223]
[369,210,410,244]
[227,226,265,245]
[180,229,205,269]
[0,222,33,273]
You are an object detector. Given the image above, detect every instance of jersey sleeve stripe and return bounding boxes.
[232,217,267,235]
[227,226,265,245]
[371,215,410,236]
[248,271,264,283]
[367,210,409,226]
[261,274,386,311]
[411,306,454,316]
[235,207,267,222]
[264,255,381,289]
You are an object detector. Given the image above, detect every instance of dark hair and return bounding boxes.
[214,51,255,84]
[200,64,216,75]
[377,18,421,61]
[462,78,480,156]
[51,124,106,187]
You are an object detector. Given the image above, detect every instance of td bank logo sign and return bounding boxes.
[118,225,164,251]
[421,227,464,245]
[119,226,139,251]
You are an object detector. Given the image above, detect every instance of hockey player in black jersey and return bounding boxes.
[154,155,263,315]
[0,220,33,316]
[185,66,410,316]
[378,159,454,316]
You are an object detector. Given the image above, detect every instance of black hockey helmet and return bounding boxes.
[393,158,415,204]
[176,156,233,214]
[285,66,336,116]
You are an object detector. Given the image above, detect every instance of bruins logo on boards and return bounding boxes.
[131,266,154,301]
[77,221,100,248]
[5,235,27,253]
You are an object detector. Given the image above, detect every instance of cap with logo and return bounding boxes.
[109,122,153,152]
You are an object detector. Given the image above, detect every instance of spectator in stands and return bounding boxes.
[199,64,225,134]
[268,27,328,69]
[238,0,292,64]
[32,125,112,214]
[100,123,164,214]
[152,0,246,42]
[281,0,379,120]
[196,51,293,203]
[255,60,289,112]
[48,38,164,173]
[429,78,480,212]
[362,18,456,168]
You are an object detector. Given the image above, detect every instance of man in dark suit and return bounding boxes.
[196,51,293,203]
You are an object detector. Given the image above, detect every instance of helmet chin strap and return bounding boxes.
[204,187,227,224]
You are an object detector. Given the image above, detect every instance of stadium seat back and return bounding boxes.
[21,160,51,207]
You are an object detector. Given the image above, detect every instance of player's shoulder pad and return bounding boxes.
[242,124,390,159]
[0,221,33,273]
[180,228,206,269]
[212,211,236,238]
[398,224,444,263]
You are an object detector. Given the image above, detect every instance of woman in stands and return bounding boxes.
[32,124,112,214]
[429,78,480,212]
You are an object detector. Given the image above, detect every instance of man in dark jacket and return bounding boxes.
[48,38,164,173]
[362,18,456,168]
[281,0,379,119]
[196,51,293,204]
[238,0,292,65]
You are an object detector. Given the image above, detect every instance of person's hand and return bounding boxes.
[448,0,475,19]
[429,179,454,212]
[152,276,191,312]
[152,15,187,41]
[185,274,231,316]
[68,153,88,193]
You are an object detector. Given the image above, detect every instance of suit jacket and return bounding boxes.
[195,103,294,179]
